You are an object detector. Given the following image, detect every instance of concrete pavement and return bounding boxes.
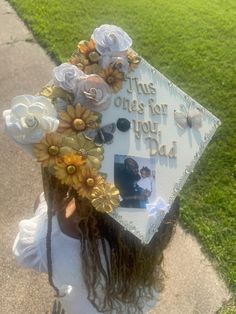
[0,0,231,313]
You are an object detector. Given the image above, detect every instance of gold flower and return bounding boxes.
[33,133,63,167]
[58,104,99,135]
[54,153,86,186]
[84,63,102,75]
[76,167,104,199]
[62,133,104,169]
[69,40,100,75]
[40,85,74,106]
[99,65,124,93]
[91,183,120,213]
[127,49,141,72]
[69,51,90,71]
[78,39,98,61]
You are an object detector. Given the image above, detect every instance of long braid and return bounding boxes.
[46,183,60,297]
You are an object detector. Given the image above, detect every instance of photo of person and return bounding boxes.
[114,155,156,209]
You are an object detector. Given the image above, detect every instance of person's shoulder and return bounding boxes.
[12,193,49,272]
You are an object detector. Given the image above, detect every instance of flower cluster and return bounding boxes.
[3,25,140,213]
[3,95,59,144]
[68,24,141,97]
[33,131,119,213]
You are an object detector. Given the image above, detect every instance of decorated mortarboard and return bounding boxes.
[3,24,221,244]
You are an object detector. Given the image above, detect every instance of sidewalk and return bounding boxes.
[0,0,231,313]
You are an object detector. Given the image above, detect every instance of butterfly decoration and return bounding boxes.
[174,104,203,130]
[84,123,116,145]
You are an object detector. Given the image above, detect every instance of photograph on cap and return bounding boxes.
[114,154,156,209]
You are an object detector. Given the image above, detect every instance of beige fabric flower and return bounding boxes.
[33,133,63,168]
[76,167,104,199]
[99,65,124,93]
[58,104,99,135]
[74,75,112,112]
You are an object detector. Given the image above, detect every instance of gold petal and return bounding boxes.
[67,105,76,118]
[82,109,92,119]
[40,86,54,98]
[111,199,120,207]
[87,156,101,169]
[106,204,113,213]
[59,120,71,128]
[59,111,72,122]
[76,133,86,145]
[75,104,83,117]
[34,142,47,149]
[34,150,49,158]
[60,146,74,156]
[36,155,49,161]
[63,129,76,136]
[52,135,62,146]
[88,147,104,157]
[85,140,96,150]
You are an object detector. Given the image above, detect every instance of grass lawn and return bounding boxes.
[9,0,236,292]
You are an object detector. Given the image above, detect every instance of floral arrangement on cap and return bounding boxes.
[3,24,141,214]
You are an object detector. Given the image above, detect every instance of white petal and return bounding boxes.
[28,103,46,116]
[36,97,56,116]
[49,117,60,132]
[11,95,35,107]
[34,96,52,107]
[2,109,11,119]
[24,129,44,143]
[5,121,23,138]
[11,103,28,118]
[39,116,59,132]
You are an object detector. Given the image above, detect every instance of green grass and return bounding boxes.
[217,297,236,314]
[9,0,236,292]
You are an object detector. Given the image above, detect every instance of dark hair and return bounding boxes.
[43,169,179,313]
[140,166,151,175]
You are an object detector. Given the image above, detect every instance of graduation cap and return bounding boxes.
[3,24,220,244]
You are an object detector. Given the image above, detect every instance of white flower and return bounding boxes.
[146,197,170,218]
[92,24,132,55]
[3,95,59,144]
[74,75,112,112]
[53,63,85,93]
[100,51,129,73]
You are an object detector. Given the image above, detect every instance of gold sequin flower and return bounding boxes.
[33,133,63,167]
[78,39,100,63]
[62,133,104,169]
[127,49,141,72]
[58,104,99,135]
[54,154,86,186]
[76,167,104,199]
[69,51,90,72]
[91,183,120,213]
[69,40,101,75]
[99,65,124,93]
